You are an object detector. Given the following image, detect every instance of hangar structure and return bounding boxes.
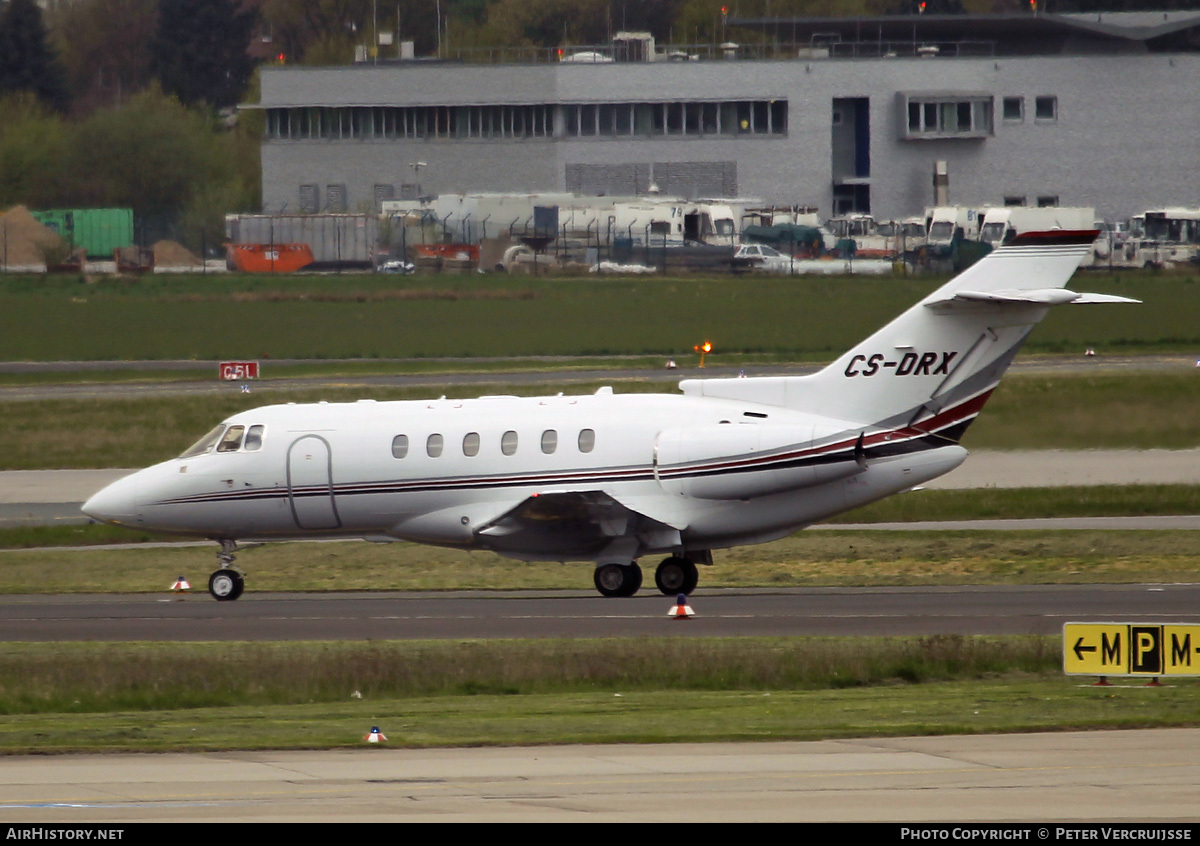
[248,11,1200,224]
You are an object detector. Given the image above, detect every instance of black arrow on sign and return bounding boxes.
[1074,638,1097,660]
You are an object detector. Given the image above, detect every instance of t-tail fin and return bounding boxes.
[680,231,1137,437]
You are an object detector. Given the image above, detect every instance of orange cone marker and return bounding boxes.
[171,576,191,592]
[364,726,387,743]
[668,594,694,620]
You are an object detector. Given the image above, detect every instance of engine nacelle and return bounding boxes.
[654,423,864,501]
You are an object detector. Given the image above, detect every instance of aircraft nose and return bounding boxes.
[81,474,141,526]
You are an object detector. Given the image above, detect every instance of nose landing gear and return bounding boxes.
[209,539,246,601]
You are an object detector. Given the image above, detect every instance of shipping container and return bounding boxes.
[31,208,134,259]
[225,214,377,267]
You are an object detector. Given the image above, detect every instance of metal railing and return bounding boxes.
[434,39,996,65]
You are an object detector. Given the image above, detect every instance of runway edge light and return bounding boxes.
[171,576,191,592]
[365,726,387,743]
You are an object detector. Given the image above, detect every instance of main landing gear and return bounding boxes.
[592,555,701,598]
[209,539,245,601]
[654,556,699,596]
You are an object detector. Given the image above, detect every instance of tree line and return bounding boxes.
[0,0,260,250]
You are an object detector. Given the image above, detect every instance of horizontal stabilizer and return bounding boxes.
[927,288,1141,308]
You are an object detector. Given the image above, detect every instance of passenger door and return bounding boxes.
[287,435,341,530]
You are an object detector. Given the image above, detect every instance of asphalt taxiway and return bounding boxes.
[1,729,1198,822]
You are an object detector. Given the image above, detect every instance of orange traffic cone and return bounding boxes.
[364,726,387,743]
[171,576,191,592]
[668,594,694,620]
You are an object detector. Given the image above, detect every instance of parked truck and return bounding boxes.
[977,206,1096,248]
[1121,207,1200,268]
[923,205,987,257]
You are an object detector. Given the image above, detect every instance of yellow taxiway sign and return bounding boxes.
[1064,623,1200,676]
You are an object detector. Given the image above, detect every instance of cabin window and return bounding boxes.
[541,429,558,454]
[463,432,480,456]
[578,429,596,453]
[501,430,518,456]
[243,425,265,451]
[1034,96,1057,121]
[217,425,245,453]
[179,424,226,459]
[391,434,409,459]
[426,433,444,458]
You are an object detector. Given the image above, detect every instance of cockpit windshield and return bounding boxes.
[179,424,226,459]
[217,425,246,452]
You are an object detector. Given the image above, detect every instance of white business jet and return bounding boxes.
[83,231,1134,601]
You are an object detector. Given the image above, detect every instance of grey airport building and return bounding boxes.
[249,11,1200,226]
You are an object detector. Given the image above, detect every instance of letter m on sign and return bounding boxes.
[1102,632,1121,666]
[1173,633,1192,667]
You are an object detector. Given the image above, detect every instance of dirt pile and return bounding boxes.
[152,239,202,268]
[0,206,66,269]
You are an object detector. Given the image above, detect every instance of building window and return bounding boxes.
[299,184,319,214]
[900,93,993,140]
[1004,196,1026,207]
[326,184,347,213]
[1002,97,1024,122]
[266,100,785,143]
[1035,96,1057,121]
[1037,195,1059,208]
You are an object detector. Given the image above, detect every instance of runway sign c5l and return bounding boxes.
[1063,623,1200,676]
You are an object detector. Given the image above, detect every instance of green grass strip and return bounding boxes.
[0,638,1193,753]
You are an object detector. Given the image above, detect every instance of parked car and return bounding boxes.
[379,259,416,274]
[733,243,793,273]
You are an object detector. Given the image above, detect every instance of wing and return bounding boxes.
[475,490,685,561]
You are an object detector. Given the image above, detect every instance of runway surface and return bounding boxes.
[1,730,1198,822]
[1,583,1197,641]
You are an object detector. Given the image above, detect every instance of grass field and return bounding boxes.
[0,637,1195,753]
[0,268,1196,361]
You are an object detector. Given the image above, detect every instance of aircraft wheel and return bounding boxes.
[627,562,643,595]
[655,556,698,596]
[594,562,642,598]
[209,568,244,602]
